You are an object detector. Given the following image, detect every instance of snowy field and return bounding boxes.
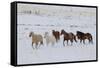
[17,13,96,65]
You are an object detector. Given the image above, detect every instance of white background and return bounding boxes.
[0,0,99,68]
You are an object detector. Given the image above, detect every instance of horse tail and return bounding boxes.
[58,32,60,40]
[56,39,58,42]
[90,35,93,44]
[88,34,93,44]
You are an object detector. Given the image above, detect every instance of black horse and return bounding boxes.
[76,31,93,44]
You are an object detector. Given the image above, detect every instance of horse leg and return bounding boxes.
[38,41,43,48]
[56,39,58,42]
[83,40,85,44]
[80,39,82,43]
[70,40,73,46]
[46,40,49,46]
[58,36,60,41]
[72,39,73,44]
[32,42,34,49]
[35,43,38,49]
[63,39,65,47]
[90,37,93,44]
[67,40,68,45]
[74,36,77,42]
[52,42,55,46]
[88,38,91,44]
[91,39,93,44]
[57,36,59,42]
[89,38,93,44]
[57,37,59,42]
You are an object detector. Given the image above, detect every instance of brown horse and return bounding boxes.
[52,30,60,42]
[76,31,93,44]
[61,30,77,46]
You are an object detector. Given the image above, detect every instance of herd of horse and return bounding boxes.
[29,29,93,49]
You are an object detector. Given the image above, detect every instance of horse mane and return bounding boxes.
[63,30,69,35]
[77,31,84,35]
[61,29,66,33]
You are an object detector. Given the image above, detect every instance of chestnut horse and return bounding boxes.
[61,30,77,46]
[76,31,93,44]
[52,30,60,42]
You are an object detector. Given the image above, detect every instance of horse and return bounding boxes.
[29,32,43,49]
[61,29,77,46]
[44,32,56,45]
[52,30,60,42]
[76,31,93,44]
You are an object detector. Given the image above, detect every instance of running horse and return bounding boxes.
[76,31,93,44]
[52,30,60,42]
[61,29,77,46]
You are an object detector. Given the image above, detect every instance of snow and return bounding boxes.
[17,14,96,65]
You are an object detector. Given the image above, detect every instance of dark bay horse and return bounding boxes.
[61,30,77,46]
[76,31,93,44]
[52,30,60,42]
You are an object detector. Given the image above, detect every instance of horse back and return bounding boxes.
[32,34,43,41]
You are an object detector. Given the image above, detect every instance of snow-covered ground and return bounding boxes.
[17,14,96,65]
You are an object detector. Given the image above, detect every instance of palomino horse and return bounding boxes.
[29,32,43,49]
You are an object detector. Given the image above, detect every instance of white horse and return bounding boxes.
[29,32,43,49]
[44,32,56,45]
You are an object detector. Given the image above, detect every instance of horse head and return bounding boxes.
[52,30,55,35]
[61,29,65,35]
[29,32,34,37]
[76,31,84,39]
[52,30,55,32]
